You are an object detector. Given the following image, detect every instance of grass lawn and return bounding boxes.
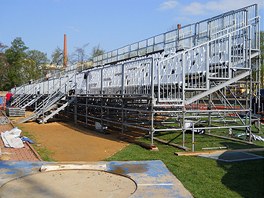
[153,122,264,151]
[107,137,264,198]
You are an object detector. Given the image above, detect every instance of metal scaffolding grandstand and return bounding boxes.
[11,4,261,150]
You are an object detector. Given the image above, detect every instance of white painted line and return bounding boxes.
[40,164,107,172]
[137,183,174,186]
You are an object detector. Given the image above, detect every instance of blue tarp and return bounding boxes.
[0,97,3,105]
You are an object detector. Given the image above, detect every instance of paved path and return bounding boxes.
[0,111,41,161]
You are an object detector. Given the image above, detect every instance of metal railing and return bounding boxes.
[93,4,258,67]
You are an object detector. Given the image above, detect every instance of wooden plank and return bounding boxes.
[175,150,227,156]
[120,135,159,151]
[153,137,189,151]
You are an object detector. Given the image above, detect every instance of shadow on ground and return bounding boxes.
[217,142,264,198]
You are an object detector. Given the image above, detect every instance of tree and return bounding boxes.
[5,37,28,88]
[26,50,49,79]
[0,38,49,90]
[90,45,105,61]
[0,42,9,90]
[71,43,89,64]
[51,47,63,66]
[0,42,7,52]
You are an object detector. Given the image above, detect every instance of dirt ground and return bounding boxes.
[17,121,128,161]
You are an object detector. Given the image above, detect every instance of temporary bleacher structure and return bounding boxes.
[11,4,261,150]
[13,71,77,123]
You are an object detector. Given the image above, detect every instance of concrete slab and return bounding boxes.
[199,151,264,162]
[0,170,137,198]
[0,160,193,198]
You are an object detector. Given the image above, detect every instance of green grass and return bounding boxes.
[153,121,264,151]
[21,130,55,161]
[154,131,264,151]
[107,141,264,198]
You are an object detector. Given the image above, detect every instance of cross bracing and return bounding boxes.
[11,4,261,150]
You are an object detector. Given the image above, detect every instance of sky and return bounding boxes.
[1,0,264,59]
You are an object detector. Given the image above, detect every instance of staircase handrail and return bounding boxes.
[11,82,40,107]
[161,25,251,64]
[33,72,76,113]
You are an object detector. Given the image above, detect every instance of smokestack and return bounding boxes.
[63,34,67,68]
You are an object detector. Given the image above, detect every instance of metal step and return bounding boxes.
[17,73,76,123]
[11,94,27,106]
[17,112,38,123]
[42,97,75,123]
[17,93,66,123]
[185,71,250,105]
[21,95,42,109]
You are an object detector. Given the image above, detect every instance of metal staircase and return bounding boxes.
[17,72,76,123]
[11,78,44,107]
[41,97,75,123]
[157,24,258,106]
[21,94,43,109]
[185,71,250,105]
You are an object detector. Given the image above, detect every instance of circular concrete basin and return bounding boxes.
[0,170,137,198]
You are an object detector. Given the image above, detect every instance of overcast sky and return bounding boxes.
[1,0,263,59]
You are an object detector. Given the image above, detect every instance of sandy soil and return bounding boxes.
[17,122,128,161]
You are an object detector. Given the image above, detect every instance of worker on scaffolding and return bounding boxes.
[5,91,13,108]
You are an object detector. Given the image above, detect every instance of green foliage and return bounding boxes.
[0,38,49,90]
[89,45,105,61]
[51,47,63,66]
[0,43,9,89]
[4,38,28,88]
[27,50,49,79]
[27,50,49,68]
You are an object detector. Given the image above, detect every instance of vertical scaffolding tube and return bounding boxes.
[150,58,155,146]
[74,97,77,124]
[248,25,252,142]
[100,68,103,132]
[182,53,186,147]
[121,64,125,135]
[192,123,195,152]
[182,108,186,148]
[208,94,212,134]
